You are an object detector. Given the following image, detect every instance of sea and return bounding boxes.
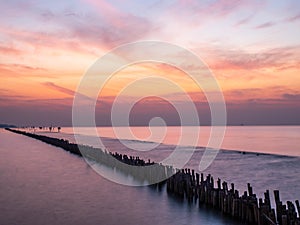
[0,126,299,225]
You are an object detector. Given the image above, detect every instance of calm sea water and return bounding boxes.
[1,126,299,224]
[0,129,241,225]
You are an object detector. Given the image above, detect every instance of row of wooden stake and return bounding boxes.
[166,168,300,225]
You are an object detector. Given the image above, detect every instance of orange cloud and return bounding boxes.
[0,46,22,55]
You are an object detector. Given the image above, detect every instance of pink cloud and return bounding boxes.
[84,0,125,29]
[164,0,263,28]
[285,12,300,22]
[200,45,300,71]
[204,0,255,17]
[0,3,154,56]
[0,63,54,78]
[42,82,76,97]
[255,21,276,29]
[75,0,155,47]
[249,11,300,29]
[0,46,21,55]
[0,25,100,56]
[234,15,254,26]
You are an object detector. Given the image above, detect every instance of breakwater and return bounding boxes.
[6,128,300,225]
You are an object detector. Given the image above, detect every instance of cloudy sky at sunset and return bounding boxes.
[1,0,300,126]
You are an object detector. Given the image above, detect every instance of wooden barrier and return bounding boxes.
[6,128,300,225]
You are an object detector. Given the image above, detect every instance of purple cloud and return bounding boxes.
[282,93,300,101]
[42,82,77,97]
[285,12,300,22]
[235,15,253,26]
[203,45,300,71]
[255,21,276,29]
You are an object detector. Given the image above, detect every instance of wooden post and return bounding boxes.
[217,178,221,190]
[231,183,235,193]
[264,190,271,211]
[282,215,287,225]
[296,200,300,218]
[247,183,253,196]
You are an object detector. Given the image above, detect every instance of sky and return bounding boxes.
[0,0,300,126]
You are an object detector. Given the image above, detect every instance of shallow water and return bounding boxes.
[0,129,242,225]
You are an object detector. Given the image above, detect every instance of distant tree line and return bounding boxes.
[18,126,62,133]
